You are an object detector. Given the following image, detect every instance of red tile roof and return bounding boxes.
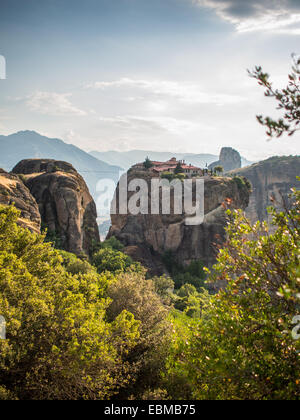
[134,158,202,173]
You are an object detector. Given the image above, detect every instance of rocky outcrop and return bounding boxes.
[0,168,41,233]
[209,147,241,173]
[108,169,250,274]
[0,130,122,200]
[12,159,100,256]
[229,155,300,224]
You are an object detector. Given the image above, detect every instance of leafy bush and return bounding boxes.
[101,236,125,251]
[162,251,205,290]
[91,236,125,254]
[161,172,174,181]
[161,172,186,181]
[59,250,96,275]
[167,187,300,400]
[92,247,135,274]
[41,222,62,249]
[174,285,210,318]
[0,205,140,400]
[106,271,173,398]
[232,175,252,192]
[152,275,175,305]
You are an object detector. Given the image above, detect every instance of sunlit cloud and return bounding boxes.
[86,78,244,106]
[26,91,87,117]
[194,0,300,34]
[98,115,209,135]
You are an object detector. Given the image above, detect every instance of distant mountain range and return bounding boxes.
[0,131,121,198]
[90,149,253,171]
[0,131,253,214]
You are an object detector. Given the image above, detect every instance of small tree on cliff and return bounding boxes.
[249,53,300,138]
[214,165,223,176]
[174,162,184,174]
[143,157,153,169]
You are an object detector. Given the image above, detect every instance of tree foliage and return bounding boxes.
[92,247,134,273]
[167,188,300,400]
[143,157,153,169]
[174,162,184,174]
[214,165,223,175]
[0,205,141,400]
[249,53,300,138]
[106,271,172,398]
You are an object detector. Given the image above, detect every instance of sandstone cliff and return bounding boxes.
[108,169,250,274]
[0,168,41,233]
[209,147,242,173]
[12,159,100,255]
[229,155,300,224]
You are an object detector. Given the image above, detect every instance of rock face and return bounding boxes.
[209,147,241,173]
[12,159,100,255]
[108,169,250,274]
[0,168,41,233]
[229,156,300,224]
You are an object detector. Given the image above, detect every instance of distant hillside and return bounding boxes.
[90,149,252,170]
[0,131,121,199]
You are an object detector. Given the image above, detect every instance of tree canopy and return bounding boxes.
[249,53,300,139]
[166,187,300,400]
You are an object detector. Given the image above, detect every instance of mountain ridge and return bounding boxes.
[0,131,122,199]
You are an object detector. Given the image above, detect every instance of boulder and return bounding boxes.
[12,159,100,256]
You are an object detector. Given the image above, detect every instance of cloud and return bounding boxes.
[194,0,300,34]
[98,115,209,135]
[86,78,244,106]
[26,91,87,116]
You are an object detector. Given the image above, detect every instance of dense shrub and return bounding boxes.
[92,248,134,273]
[167,188,300,400]
[92,236,125,254]
[106,271,173,398]
[161,172,185,181]
[0,206,140,400]
[162,251,205,290]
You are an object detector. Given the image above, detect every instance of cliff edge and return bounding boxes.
[108,168,250,274]
[229,155,300,224]
[12,159,100,255]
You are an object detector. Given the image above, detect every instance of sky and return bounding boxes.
[0,0,300,161]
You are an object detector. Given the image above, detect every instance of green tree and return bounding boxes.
[106,271,172,399]
[0,205,140,400]
[92,247,134,273]
[162,251,205,290]
[143,157,153,169]
[167,188,300,400]
[249,53,300,138]
[59,250,96,275]
[152,275,175,305]
[91,236,125,255]
[174,284,210,318]
[174,162,184,174]
[214,165,223,176]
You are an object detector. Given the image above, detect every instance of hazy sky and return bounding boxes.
[0,0,300,160]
